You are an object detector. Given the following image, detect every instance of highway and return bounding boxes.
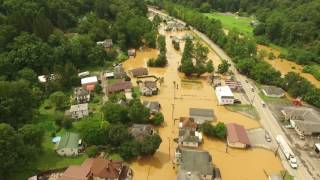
[149,7,314,180]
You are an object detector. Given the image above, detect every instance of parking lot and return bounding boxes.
[247,128,277,150]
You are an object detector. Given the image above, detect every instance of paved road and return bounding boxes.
[149,7,314,180]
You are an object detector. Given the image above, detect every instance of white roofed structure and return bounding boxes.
[215,86,234,105]
[81,76,98,85]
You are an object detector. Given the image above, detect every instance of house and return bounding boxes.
[38,74,55,83]
[66,103,89,119]
[268,173,283,180]
[81,76,98,91]
[315,143,320,154]
[130,124,154,141]
[175,148,214,180]
[179,117,197,131]
[114,65,127,79]
[107,81,132,93]
[128,49,136,57]
[178,128,202,148]
[125,89,133,100]
[281,106,320,137]
[189,108,216,124]
[262,86,285,98]
[129,67,148,77]
[59,157,132,180]
[96,39,113,48]
[227,123,251,148]
[56,132,81,157]
[75,87,90,103]
[143,101,161,114]
[140,81,158,96]
[215,86,234,105]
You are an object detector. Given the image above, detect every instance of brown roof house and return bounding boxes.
[74,87,90,103]
[129,67,148,77]
[107,81,132,93]
[175,148,214,180]
[130,124,154,141]
[227,123,251,148]
[178,117,202,148]
[59,157,132,180]
[65,103,89,119]
[143,101,161,114]
[140,81,158,96]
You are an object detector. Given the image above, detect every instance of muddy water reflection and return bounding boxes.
[124,30,283,180]
[258,45,320,88]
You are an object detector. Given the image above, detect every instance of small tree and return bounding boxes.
[214,122,227,139]
[49,91,69,110]
[217,60,230,74]
[94,84,103,94]
[62,117,73,129]
[151,112,164,126]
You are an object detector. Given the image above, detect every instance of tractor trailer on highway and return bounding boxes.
[276,135,298,169]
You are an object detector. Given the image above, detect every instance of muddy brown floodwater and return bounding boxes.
[123,29,284,180]
[257,45,320,88]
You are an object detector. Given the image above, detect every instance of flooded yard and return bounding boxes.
[123,30,284,180]
[257,45,320,88]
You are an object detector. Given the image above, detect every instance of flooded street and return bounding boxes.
[257,45,320,88]
[123,30,284,180]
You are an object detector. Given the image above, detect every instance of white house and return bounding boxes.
[215,86,234,105]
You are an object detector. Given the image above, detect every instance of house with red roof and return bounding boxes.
[227,123,251,149]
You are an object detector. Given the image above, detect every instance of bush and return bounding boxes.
[151,112,164,125]
[86,145,99,157]
[268,52,275,60]
[201,122,226,139]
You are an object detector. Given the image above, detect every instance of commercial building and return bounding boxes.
[215,86,234,105]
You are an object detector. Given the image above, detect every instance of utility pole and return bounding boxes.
[250,94,256,105]
[173,81,176,99]
[172,103,175,124]
[168,137,171,159]
[274,144,280,157]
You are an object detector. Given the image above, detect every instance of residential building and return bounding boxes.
[56,132,81,157]
[125,89,133,100]
[179,117,197,131]
[66,103,89,119]
[281,106,320,137]
[59,157,132,180]
[189,108,216,124]
[81,76,98,92]
[107,81,132,93]
[227,123,251,148]
[38,74,55,83]
[215,86,234,105]
[104,72,115,79]
[262,86,285,98]
[178,117,202,148]
[143,101,161,114]
[96,39,113,48]
[129,67,148,77]
[140,81,158,96]
[74,87,90,103]
[114,65,127,79]
[175,148,214,180]
[130,124,154,141]
[128,49,136,57]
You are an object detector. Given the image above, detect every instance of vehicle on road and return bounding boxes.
[265,131,272,142]
[276,135,298,169]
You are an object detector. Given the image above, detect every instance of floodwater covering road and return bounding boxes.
[257,45,320,88]
[122,28,284,180]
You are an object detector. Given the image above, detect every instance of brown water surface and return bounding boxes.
[123,29,283,180]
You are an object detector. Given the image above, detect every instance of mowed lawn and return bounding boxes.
[203,12,254,36]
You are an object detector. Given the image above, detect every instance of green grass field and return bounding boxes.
[303,64,320,80]
[203,12,254,36]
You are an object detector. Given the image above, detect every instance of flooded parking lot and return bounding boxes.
[123,29,284,180]
[257,45,320,88]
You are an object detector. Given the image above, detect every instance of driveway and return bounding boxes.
[247,128,276,150]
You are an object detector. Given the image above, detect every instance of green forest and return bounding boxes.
[0,0,161,179]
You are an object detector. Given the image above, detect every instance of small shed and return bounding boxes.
[128,49,136,57]
[189,108,215,124]
[129,67,148,77]
[143,101,161,114]
[56,132,81,156]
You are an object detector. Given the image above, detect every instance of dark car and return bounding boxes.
[234,99,242,104]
